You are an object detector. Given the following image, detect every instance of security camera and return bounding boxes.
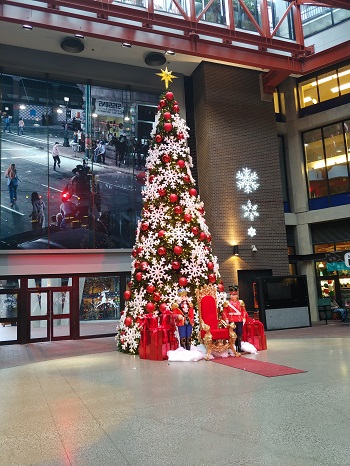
[251,245,257,252]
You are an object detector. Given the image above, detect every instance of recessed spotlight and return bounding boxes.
[22,24,33,30]
[166,50,176,55]
[75,34,85,39]
[122,43,132,48]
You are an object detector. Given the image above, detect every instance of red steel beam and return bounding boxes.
[286,0,350,9]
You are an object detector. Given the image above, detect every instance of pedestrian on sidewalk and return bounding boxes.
[52,142,61,171]
[18,118,25,135]
[29,192,46,231]
[4,163,19,207]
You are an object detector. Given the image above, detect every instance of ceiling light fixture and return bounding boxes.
[145,52,166,67]
[165,50,176,55]
[22,24,33,30]
[74,34,85,39]
[122,43,132,48]
[60,37,84,53]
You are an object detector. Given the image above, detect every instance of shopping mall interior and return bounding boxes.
[1,1,350,465]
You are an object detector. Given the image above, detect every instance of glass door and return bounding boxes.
[29,289,71,341]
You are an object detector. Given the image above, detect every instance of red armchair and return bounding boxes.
[196,285,240,360]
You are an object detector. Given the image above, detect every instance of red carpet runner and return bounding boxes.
[212,357,306,377]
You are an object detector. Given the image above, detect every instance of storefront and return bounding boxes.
[0,272,130,345]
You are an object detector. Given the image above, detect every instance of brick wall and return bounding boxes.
[192,62,289,286]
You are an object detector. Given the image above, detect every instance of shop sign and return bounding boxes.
[96,100,124,117]
[326,251,350,272]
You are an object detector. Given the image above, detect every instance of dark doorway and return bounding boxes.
[237,269,273,312]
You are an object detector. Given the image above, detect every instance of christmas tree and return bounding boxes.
[117,68,226,354]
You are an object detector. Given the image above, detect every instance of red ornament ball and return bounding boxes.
[136,247,143,254]
[159,99,166,108]
[132,249,138,257]
[173,104,180,113]
[164,122,172,132]
[189,188,197,197]
[157,246,167,256]
[146,302,155,312]
[165,91,174,101]
[198,207,205,214]
[158,230,166,238]
[163,112,172,121]
[124,316,133,327]
[158,188,167,197]
[207,235,212,242]
[208,274,216,283]
[217,283,224,292]
[177,133,184,140]
[140,261,149,271]
[149,175,155,183]
[159,302,168,313]
[123,290,132,300]
[146,284,156,294]
[178,277,188,287]
[207,261,214,270]
[153,292,161,302]
[155,134,162,143]
[174,205,183,215]
[192,226,199,235]
[174,245,183,255]
[169,193,178,203]
[172,260,181,270]
[162,154,171,163]
[184,213,192,223]
[177,159,185,168]
[141,222,149,231]
[199,232,207,241]
[183,175,190,183]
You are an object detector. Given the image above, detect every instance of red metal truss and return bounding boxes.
[286,0,350,9]
[1,0,350,93]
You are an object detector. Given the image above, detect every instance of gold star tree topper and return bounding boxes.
[156,67,177,89]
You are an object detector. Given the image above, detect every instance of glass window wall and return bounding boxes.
[79,276,120,337]
[298,63,350,109]
[303,120,350,200]
[1,72,158,250]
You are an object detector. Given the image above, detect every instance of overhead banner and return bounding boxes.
[96,99,124,117]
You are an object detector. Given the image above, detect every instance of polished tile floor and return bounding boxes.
[1,323,350,466]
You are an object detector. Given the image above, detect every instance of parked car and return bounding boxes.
[61,117,81,131]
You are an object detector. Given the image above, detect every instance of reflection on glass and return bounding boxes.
[303,129,328,198]
[30,292,48,317]
[0,293,18,319]
[323,124,349,195]
[0,321,18,342]
[53,291,70,315]
[79,276,120,336]
[298,64,350,109]
[53,319,70,338]
[1,72,158,250]
[30,320,48,339]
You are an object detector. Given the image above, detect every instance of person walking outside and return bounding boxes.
[4,163,19,207]
[52,142,61,171]
[29,192,46,231]
[18,118,25,135]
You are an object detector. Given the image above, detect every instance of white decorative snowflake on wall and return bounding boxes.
[247,226,257,237]
[242,199,259,221]
[236,168,260,193]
